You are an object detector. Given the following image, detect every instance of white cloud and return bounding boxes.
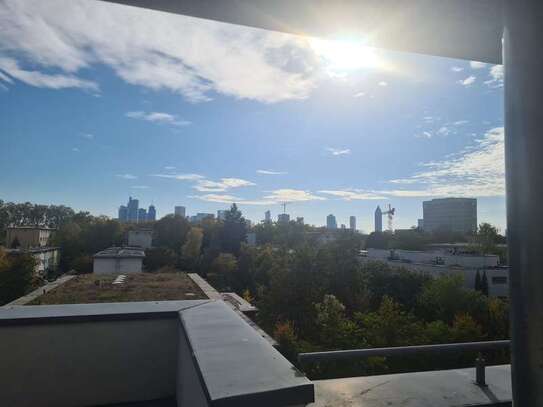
[0,0,318,103]
[326,147,351,156]
[72,147,80,152]
[416,131,433,139]
[437,126,451,136]
[451,66,464,72]
[81,133,94,139]
[257,169,287,175]
[131,185,149,189]
[193,178,256,192]
[164,166,176,170]
[484,65,504,88]
[191,194,273,205]
[458,75,476,86]
[353,92,365,98]
[0,57,98,91]
[126,111,191,127]
[378,81,388,87]
[384,127,505,197]
[470,61,487,69]
[151,173,205,181]
[116,173,138,180]
[264,189,325,202]
[453,120,469,126]
[318,190,386,200]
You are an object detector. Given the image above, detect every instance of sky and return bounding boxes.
[0,0,505,233]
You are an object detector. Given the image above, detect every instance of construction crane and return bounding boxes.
[382,204,396,232]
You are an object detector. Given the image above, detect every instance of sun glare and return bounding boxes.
[308,37,380,73]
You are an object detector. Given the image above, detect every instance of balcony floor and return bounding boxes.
[310,365,511,407]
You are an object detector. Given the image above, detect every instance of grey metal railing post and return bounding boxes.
[475,352,487,387]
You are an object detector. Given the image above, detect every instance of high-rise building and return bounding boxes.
[118,205,128,222]
[137,208,147,223]
[147,205,156,221]
[174,206,186,218]
[127,197,139,223]
[190,213,214,223]
[264,210,271,223]
[326,214,337,229]
[277,213,290,223]
[422,198,477,234]
[349,216,356,231]
[417,219,424,229]
[217,210,228,221]
[374,206,383,233]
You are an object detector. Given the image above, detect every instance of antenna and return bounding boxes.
[281,202,289,213]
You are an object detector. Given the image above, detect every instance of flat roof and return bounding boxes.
[7,225,55,231]
[94,246,145,258]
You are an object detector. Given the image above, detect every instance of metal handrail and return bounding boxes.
[298,340,510,364]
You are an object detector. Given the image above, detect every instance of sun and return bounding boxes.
[308,37,380,73]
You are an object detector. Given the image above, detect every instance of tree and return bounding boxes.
[481,271,489,296]
[314,295,360,349]
[220,204,247,255]
[144,248,177,272]
[182,227,203,269]
[474,270,482,292]
[154,214,190,252]
[10,236,20,249]
[0,251,36,305]
[474,223,500,255]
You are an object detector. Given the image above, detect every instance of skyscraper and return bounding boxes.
[174,206,186,218]
[277,213,290,223]
[350,216,356,231]
[326,214,337,229]
[422,198,477,234]
[264,210,271,223]
[147,205,156,221]
[374,206,383,233]
[127,197,139,223]
[118,205,128,222]
[138,208,147,223]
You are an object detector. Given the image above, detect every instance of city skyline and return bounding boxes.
[0,0,505,233]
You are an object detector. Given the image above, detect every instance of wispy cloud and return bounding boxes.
[326,147,351,156]
[264,189,325,202]
[353,91,365,98]
[131,185,149,189]
[257,169,287,175]
[126,111,191,127]
[385,127,504,197]
[453,120,469,126]
[451,66,464,72]
[318,190,386,200]
[151,173,205,181]
[72,147,80,152]
[191,194,273,205]
[458,75,476,86]
[378,81,388,87]
[416,131,433,139]
[0,0,318,103]
[0,57,98,91]
[164,166,176,170]
[470,61,487,69]
[116,173,138,180]
[193,178,256,192]
[81,133,94,139]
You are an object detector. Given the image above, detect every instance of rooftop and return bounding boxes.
[27,272,206,305]
[94,246,145,259]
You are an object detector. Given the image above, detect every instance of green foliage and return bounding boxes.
[154,214,190,253]
[365,232,391,249]
[0,250,36,305]
[144,248,178,272]
[182,227,203,269]
[72,255,93,274]
[220,204,247,255]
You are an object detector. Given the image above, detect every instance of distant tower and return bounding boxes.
[174,206,186,218]
[147,205,156,221]
[264,210,271,223]
[127,197,139,223]
[277,213,290,223]
[326,214,337,229]
[374,206,383,232]
[350,216,356,231]
[118,205,128,222]
[137,208,147,223]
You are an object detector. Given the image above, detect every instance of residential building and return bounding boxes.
[264,210,271,223]
[118,205,128,222]
[128,230,153,249]
[422,198,477,234]
[4,226,59,276]
[127,197,139,223]
[6,226,54,249]
[147,205,156,221]
[326,214,337,229]
[350,216,356,231]
[374,206,383,233]
[93,247,145,274]
[137,208,147,223]
[217,210,227,220]
[277,213,290,223]
[174,206,186,218]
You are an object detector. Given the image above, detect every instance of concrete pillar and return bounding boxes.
[503,1,543,405]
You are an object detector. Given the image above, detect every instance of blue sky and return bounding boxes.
[0,0,505,233]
